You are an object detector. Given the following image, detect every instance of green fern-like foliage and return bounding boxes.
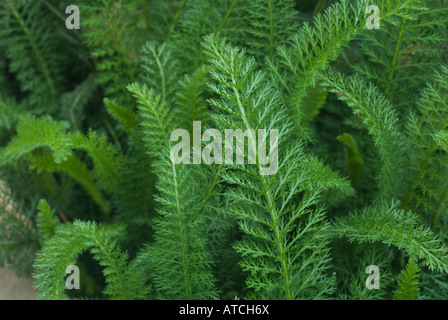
[1,0,448,302]
[60,73,97,131]
[331,200,448,274]
[138,42,181,108]
[77,0,146,105]
[393,259,420,300]
[175,65,211,131]
[104,99,138,134]
[0,0,65,111]
[171,0,249,74]
[33,220,143,300]
[320,68,407,200]
[0,95,25,130]
[0,116,122,214]
[128,83,175,158]
[147,144,218,300]
[269,0,423,135]
[337,133,363,188]
[203,34,354,299]
[403,65,448,221]
[246,0,300,63]
[36,199,60,242]
[354,0,448,108]
[0,186,39,276]
[0,116,74,165]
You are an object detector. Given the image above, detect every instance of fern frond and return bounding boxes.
[113,131,155,222]
[0,0,64,110]
[36,199,59,242]
[354,0,448,106]
[78,0,145,104]
[246,0,300,63]
[104,99,138,134]
[393,259,420,300]
[337,133,363,188]
[33,220,141,300]
[148,143,218,300]
[320,68,406,200]
[171,0,249,73]
[301,86,327,127]
[330,200,448,274]
[203,34,353,299]
[122,243,155,299]
[2,0,447,301]
[128,83,174,158]
[71,131,122,194]
[28,152,109,214]
[434,130,448,153]
[269,0,425,135]
[139,42,181,107]
[403,65,448,220]
[0,116,122,214]
[0,116,73,165]
[175,65,211,131]
[419,270,448,300]
[146,0,187,42]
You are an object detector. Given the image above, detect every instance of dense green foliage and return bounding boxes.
[0,0,448,300]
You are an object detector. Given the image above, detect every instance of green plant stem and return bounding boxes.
[166,0,188,42]
[313,0,327,16]
[403,116,448,210]
[268,0,275,59]
[216,0,239,34]
[171,161,192,299]
[385,18,407,99]
[229,67,292,300]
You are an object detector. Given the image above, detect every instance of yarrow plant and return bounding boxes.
[0,0,447,301]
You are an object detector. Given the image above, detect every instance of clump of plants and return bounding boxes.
[0,0,448,300]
